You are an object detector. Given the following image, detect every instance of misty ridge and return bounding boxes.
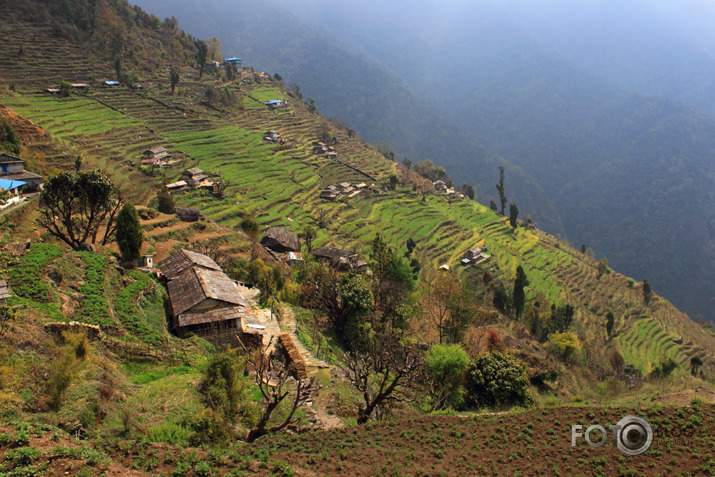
[133,0,715,324]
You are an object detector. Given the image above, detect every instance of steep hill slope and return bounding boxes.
[0,0,713,379]
[136,0,715,324]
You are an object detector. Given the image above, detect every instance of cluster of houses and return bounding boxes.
[141,147,173,167]
[166,167,215,194]
[433,180,465,199]
[460,246,490,266]
[319,181,368,201]
[0,153,42,205]
[157,248,265,348]
[263,130,286,144]
[259,226,368,273]
[312,142,337,158]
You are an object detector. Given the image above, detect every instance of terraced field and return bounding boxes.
[1,19,713,376]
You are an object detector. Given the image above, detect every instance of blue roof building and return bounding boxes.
[0,178,26,192]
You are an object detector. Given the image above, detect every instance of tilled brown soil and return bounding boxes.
[2,404,713,476]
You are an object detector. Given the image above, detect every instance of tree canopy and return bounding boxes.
[39,171,122,250]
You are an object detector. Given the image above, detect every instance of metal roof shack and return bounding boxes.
[157,248,221,280]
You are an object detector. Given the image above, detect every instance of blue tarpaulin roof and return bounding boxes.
[0,178,26,191]
[265,100,283,105]
[224,58,242,62]
[104,81,119,85]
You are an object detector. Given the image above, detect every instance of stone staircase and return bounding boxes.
[279,306,330,369]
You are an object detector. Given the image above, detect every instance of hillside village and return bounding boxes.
[0,1,713,475]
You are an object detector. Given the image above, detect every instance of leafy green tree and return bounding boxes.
[116,202,143,264]
[650,356,678,378]
[302,225,316,253]
[113,54,122,80]
[489,200,498,211]
[424,344,469,411]
[306,97,317,112]
[606,311,615,339]
[461,183,475,200]
[513,265,529,318]
[690,356,703,377]
[194,349,256,443]
[387,173,398,190]
[169,67,180,94]
[466,352,533,409]
[509,203,519,229]
[39,171,122,250]
[195,39,208,79]
[405,237,417,256]
[551,304,575,333]
[642,279,652,304]
[496,166,506,215]
[156,186,175,214]
[59,80,71,97]
[0,119,21,155]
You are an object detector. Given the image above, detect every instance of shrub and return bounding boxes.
[424,344,469,410]
[465,352,534,409]
[626,278,635,288]
[545,332,581,360]
[156,187,175,214]
[5,446,42,465]
[651,357,678,378]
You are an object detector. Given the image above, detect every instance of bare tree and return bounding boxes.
[211,177,232,200]
[342,335,423,424]
[315,208,330,229]
[245,350,319,442]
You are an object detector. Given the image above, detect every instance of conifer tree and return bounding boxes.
[116,202,143,264]
[513,265,529,318]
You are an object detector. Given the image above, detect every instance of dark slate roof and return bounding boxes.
[157,249,221,279]
[0,153,25,164]
[6,171,42,181]
[178,304,246,327]
[260,226,300,253]
[168,267,250,316]
[313,246,357,261]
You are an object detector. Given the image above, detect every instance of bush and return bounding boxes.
[465,352,533,409]
[424,344,468,410]
[545,331,581,361]
[5,446,42,466]
[651,357,678,378]
[626,277,635,288]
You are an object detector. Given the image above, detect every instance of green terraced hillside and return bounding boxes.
[0,12,713,378]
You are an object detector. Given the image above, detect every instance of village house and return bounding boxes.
[0,153,42,189]
[265,100,286,109]
[319,185,338,200]
[182,167,209,187]
[461,246,490,265]
[263,130,282,143]
[312,142,327,154]
[282,251,303,267]
[165,180,188,194]
[224,58,243,68]
[433,180,447,192]
[141,147,172,166]
[158,249,263,348]
[313,246,368,272]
